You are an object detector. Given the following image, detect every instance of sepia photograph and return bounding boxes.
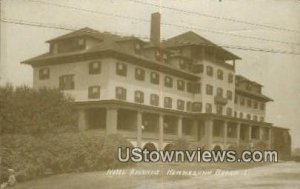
[0,0,300,188]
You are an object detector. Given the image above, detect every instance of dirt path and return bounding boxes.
[13,162,300,189]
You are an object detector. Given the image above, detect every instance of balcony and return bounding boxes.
[214,96,228,105]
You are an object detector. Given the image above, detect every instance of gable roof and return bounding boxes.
[162,31,241,60]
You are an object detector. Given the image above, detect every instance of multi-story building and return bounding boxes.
[22,13,288,151]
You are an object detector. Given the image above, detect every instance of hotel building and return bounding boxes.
[23,13,289,151]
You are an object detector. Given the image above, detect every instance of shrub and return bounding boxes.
[99,134,134,169]
[171,138,191,150]
[0,84,77,135]
[0,133,133,182]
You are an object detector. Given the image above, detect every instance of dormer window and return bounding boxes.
[246,83,252,91]
[179,59,186,69]
[135,43,141,54]
[155,51,161,61]
[162,54,168,63]
[57,38,86,53]
[78,38,85,46]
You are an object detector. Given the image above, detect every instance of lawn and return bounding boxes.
[12,162,268,189]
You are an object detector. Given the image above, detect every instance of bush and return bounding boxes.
[99,134,134,169]
[171,138,191,150]
[0,84,77,135]
[0,133,133,182]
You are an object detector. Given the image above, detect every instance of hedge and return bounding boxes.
[0,84,77,135]
[0,133,133,183]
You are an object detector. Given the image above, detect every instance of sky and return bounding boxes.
[0,0,300,148]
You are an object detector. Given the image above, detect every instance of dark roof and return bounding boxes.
[235,88,273,102]
[236,75,263,86]
[46,27,103,42]
[162,31,241,60]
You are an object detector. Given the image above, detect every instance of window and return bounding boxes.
[134,43,141,54]
[226,107,232,116]
[206,103,212,113]
[216,88,223,97]
[164,76,173,88]
[88,86,100,99]
[179,59,187,69]
[206,85,213,95]
[206,66,213,76]
[150,94,159,106]
[194,83,201,94]
[150,72,159,84]
[260,103,265,110]
[177,99,185,110]
[57,38,86,53]
[155,50,161,61]
[253,115,258,121]
[260,116,264,122]
[164,97,172,108]
[162,54,168,63]
[236,79,240,87]
[254,101,258,109]
[234,111,237,117]
[187,82,193,93]
[247,99,252,108]
[216,104,223,115]
[177,80,185,91]
[134,90,144,103]
[240,97,245,106]
[234,95,238,104]
[217,69,223,80]
[116,87,126,100]
[228,73,234,83]
[227,90,233,100]
[39,68,50,80]
[135,68,145,81]
[246,114,251,120]
[239,112,243,119]
[192,102,202,112]
[116,62,127,76]
[246,83,252,91]
[186,101,192,112]
[59,75,74,90]
[89,61,101,74]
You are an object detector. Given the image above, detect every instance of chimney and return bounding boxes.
[150,12,161,46]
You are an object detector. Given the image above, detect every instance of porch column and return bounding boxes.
[236,123,241,146]
[192,119,198,140]
[224,121,228,145]
[177,117,183,138]
[158,114,164,150]
[259,127,264,140]
[204,119,213,150]
[78,109,87,131]
[106,108,118,134]
[136,111,142,148]
[248,125,252,140]
[268,128,272,149]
